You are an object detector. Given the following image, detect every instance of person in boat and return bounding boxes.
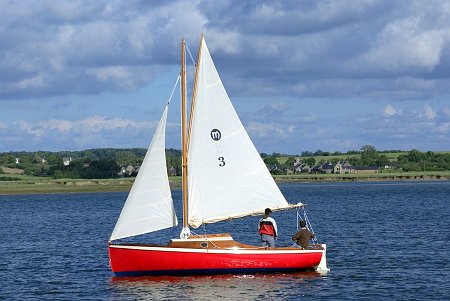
[259,208,278,248]
[291,220,315,249]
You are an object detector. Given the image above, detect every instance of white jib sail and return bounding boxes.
[110,106,177,241]
[187,37,292,228]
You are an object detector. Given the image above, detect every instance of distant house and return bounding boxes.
[63,157,72,166]
[334,161,352,174]
[310,165,321,174]
[266,164,281,173]
[168,166,177,176]
[352,166,379,173]
[15,158,20,164]
[293,163,310,173]
[118,163,142,176]
[119,164,135,176]
[321,162,335,174]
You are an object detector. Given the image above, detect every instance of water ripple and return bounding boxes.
[1,181,449,300]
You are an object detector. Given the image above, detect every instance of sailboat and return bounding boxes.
[108,35,328,276]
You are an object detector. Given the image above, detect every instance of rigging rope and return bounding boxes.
[184,41,197,66]
[167,75,181,105]
[296,206,319,244]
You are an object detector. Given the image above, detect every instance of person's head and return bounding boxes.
[299,220,306,228]
[264,208,272,216]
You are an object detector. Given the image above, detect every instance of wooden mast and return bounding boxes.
[187,33,203,147]
[181,34,203,234]
[181,38,188,229]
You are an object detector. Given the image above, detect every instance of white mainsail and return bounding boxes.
[187,38,294,228]
[110,106,177,241]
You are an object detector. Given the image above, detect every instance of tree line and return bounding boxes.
[263,145,450,173]
[1,146,449,179]
[0,148,181,179]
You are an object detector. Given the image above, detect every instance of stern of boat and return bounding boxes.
[316,243,330,272]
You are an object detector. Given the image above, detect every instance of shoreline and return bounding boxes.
[0,173,449,195]
[274,173,450,183]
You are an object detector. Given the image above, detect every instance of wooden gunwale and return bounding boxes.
[109,233,324,251]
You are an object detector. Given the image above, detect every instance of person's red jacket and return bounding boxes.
[259,216,277,237]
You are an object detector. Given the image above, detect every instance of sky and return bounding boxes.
[1,0,449,154]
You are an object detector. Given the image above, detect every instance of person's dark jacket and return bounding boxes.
[292,227,315,248]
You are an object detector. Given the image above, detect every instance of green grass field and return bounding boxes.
[1,172,449,195]
[276,152,408,165]
[273,170,450,181]
[277,151,450,165]
[0,178,133,194]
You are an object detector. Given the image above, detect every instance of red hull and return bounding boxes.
[108,243,324,277]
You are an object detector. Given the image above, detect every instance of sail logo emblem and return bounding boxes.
[210,129,221,141]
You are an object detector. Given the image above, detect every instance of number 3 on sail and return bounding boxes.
[108,34,329,276]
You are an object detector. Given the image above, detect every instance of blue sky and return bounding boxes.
[1,0,449,154]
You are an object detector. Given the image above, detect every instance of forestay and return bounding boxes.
[187,38,294,228]
[110,106,177,241]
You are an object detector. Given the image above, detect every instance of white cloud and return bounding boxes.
[383,105,397,117]
[38,119,74,132]
[246,121,290,139]
[423,104,437,120]
[1,0,449,102]
[206,30,241,55]
[10,74,45,90]
[0,116,156,151]
[78,115,151,131]
[360,17,445,72]
[0,1,206,99]
[1,1,450,152]
[88,67,128,82]
[350,101,450,150]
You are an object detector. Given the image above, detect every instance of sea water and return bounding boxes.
[0,181,449,300]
